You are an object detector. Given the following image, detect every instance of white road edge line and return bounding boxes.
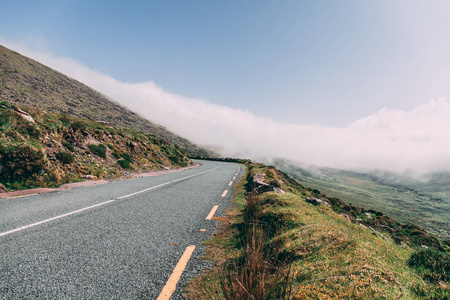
[221,190,228,197]
[228,181,233,186]
[157,245,196,300]
[116,165,221,200]
[0,200,115,237]
[0,165,222,238]
[206,205,219,220]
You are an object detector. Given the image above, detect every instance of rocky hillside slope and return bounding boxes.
[0,101,191,191]
[0,44,212,157]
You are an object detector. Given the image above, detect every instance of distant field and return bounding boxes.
[274,159,450,239]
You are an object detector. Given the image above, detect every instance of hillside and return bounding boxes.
[273,158,450,240]
[0,101,191,191]
[187,162,449,299]
[0,44,212,157]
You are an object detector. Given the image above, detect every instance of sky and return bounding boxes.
[1,0,450,175]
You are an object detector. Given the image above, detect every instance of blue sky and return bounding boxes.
[3,0,450,126]
[2,1,450,173]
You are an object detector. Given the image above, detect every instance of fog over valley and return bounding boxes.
[3,39,450,177]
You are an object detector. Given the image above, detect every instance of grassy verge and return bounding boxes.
[186,162,449,299]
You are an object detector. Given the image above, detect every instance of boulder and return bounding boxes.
[252,173,266,184]
[0,183,7,193]
[13,106,35,123]
[252,173,285,194]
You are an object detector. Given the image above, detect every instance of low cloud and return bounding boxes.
[3,39,450,175]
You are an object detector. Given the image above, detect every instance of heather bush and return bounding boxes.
[0,142,46,182]
[88,144,106,159]
[57,151,74,164]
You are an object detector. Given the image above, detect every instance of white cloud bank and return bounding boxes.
[3,39,450,175]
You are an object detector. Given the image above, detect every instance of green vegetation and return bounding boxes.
[0,142,46,183]
[274,158,450,240]
[188,162,449,299]
[57,151,74,164]
[88,144,107,159]
[117,152,133,169]
[61,140,74,152]
[119,153,132,162]
[0,102,191,190]
[408,248,449,283]
[118,159,132,169]
[0,44,213,157]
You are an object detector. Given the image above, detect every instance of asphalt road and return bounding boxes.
[0,160,243,299]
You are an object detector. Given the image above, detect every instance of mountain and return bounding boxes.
[0,44,212,157]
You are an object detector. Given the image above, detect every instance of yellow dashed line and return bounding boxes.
[206,205,219,220]
[157,245,196,300]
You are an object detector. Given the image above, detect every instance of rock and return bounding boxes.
[421,245,429,249]
[252,173,285,194]
[359,223,369,229]
[82,175,96,179]
[364,212,372,219]
[13,106,35,123]
[273,187,286,194]
[0,183,7,193]
[253,173,266,184]
[340,213,351,222]
[306,197,331,207]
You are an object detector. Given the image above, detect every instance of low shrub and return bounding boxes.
[88,144,106,159]
[57,151,74,164]
[118,159,132,169]
[24,123,41,138]
[62,140,74,152]
[120,153,132,162]
[0,142,46,182]
[70,120,86,131]
[169,155,180,164]
[408,248,450,283]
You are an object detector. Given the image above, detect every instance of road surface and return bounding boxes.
[0,160,242,299]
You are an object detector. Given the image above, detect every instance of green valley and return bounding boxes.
[273,158,450,240]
